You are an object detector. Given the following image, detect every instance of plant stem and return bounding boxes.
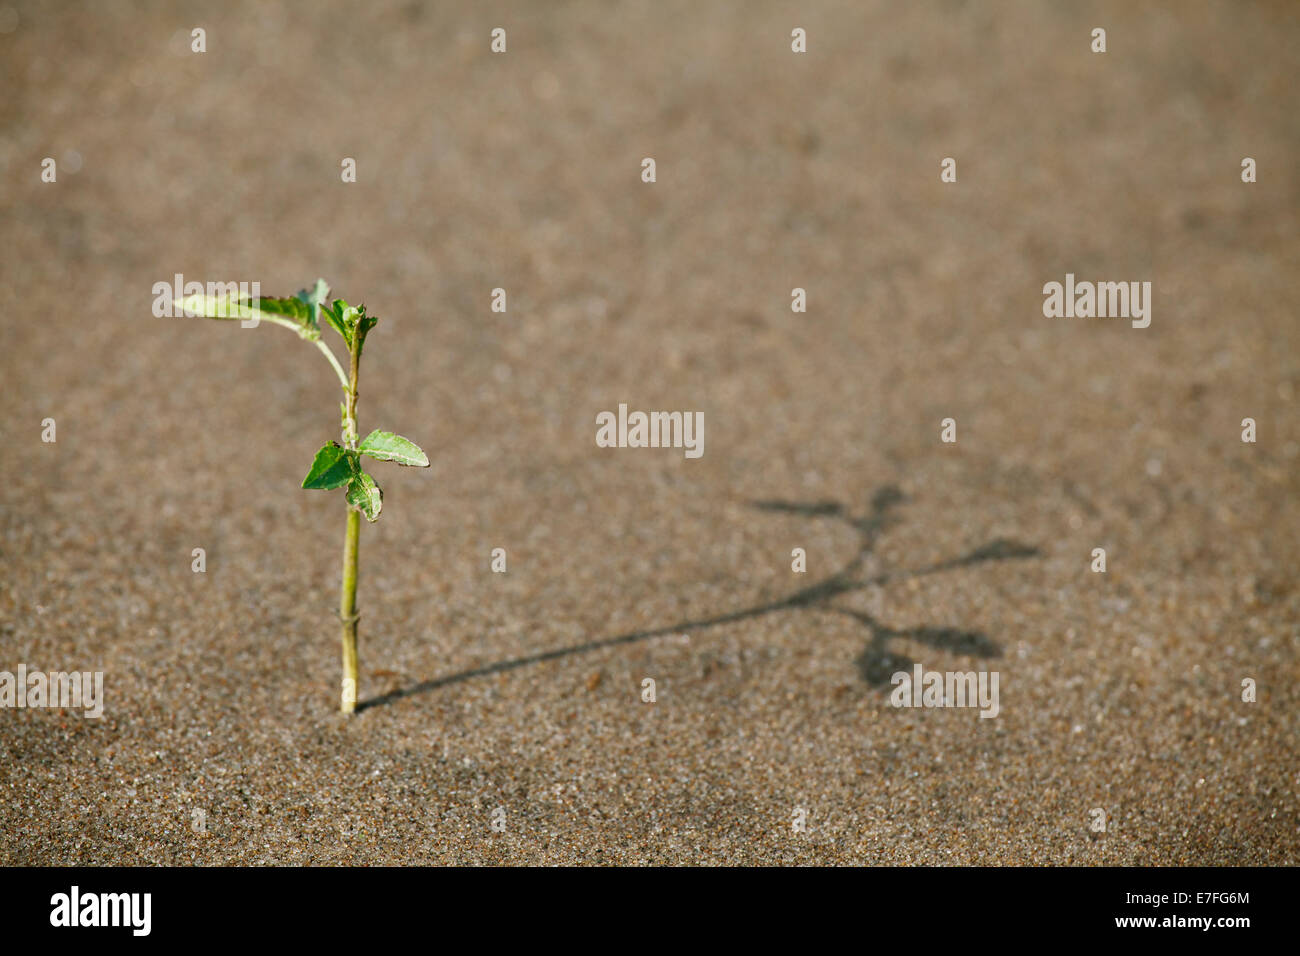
[339,507,360,713]
[344,338,361,448]
[338,334,363,714]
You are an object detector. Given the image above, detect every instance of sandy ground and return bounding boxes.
[1,0,1297,865]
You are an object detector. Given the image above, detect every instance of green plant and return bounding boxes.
[178,279,428,714]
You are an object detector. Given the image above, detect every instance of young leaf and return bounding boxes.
[328,299,380,355]
[325,298,357,347]
[294,278,331,334]
[323,296,355,342]
[301,441,358,489]
[179,290,314,332]
[254,296,315,331]
[358,429,429,467]
[346,471,383,522]
[353,306,378,351]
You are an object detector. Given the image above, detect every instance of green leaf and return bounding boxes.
[294,278,331,334]
[325,298,355,346]
[178,289,318,338]
[320,298,347,342]
[358,429,429,467]
[346,471,383,522]
[253,295,313,323]
[355,306,378,343]
[301,442,358,490]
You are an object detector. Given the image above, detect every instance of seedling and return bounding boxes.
[177,279,428,714]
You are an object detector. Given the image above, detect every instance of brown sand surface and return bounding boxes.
[1,1,1297,864]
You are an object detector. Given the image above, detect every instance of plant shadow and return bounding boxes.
[357,485,1039,712]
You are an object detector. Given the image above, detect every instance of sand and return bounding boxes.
[1,0,1297,865]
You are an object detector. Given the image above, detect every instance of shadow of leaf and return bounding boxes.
[751,499,845,517]
[903,626,1000,657]
[856,648,915,686]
